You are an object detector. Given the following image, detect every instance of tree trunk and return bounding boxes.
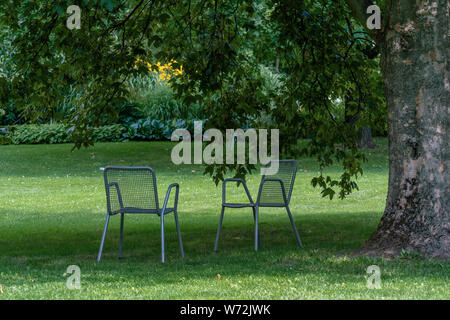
[357,126,375,149]
[275,47,281,72]
[362,0,449,259]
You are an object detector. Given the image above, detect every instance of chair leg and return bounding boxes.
[160,213,165,264]
[252,206,261,247]
[286,205,303,248]
[214,206,225,252]
[118,213,124,259]
[254,206,259,251]
[174,209,184,259]
[97,213,110,263]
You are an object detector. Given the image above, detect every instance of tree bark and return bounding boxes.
[361,0,449,259]
[357,126,375,149]
[275,47,281,72]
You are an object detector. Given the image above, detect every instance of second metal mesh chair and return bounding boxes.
[97,166,184,263]
[214,159,303,251]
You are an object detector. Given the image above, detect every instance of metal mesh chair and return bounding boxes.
[214,159,303,251]
[97,166,184,263]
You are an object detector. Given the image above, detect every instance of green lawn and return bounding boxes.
[0,139,448,299]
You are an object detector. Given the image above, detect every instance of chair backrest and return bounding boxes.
[258,159,298,205]
[103,166,158,213]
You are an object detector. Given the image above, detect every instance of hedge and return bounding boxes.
[0,124,125,145]
[0,119,196,145]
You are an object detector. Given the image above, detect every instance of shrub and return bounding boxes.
[92,125,125,142]
[0,120,194,145]
[0,101,24,126]
[115,102,146,127]
[126,118,191,141]
[0,126,12,144]
[10,124,71,144]
[126,74,204,122]
[0,124,125,145]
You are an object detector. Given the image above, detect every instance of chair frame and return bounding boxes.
[214,159,303,251]
[97,166,184,263]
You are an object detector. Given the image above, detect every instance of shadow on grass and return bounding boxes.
[0,209,381,258]
[1,209,448,299]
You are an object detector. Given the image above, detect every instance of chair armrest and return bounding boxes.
[222,178,254,205]
[161,183,180,215]
[106,182,124,213]
[256,178,288,205]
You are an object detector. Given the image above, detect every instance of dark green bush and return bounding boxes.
[0,120,194,145]
[0,101,25,126]
[126,118,192,141]
[10,124,71,144]
[0,124,125,145]
[92,125,126,142]
[0,127,12,144]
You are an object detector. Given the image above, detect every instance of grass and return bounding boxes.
[0,138,448,299]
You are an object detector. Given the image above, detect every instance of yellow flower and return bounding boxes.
[135,58,183,83]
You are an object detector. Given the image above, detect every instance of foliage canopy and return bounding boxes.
[0,0,385,199]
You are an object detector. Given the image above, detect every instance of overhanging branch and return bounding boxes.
[345,0,374,26]
[345,0,386,41]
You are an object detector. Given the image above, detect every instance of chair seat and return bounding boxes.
[111,207,175,215]
[223,202,287,208]
[223,203,255,208]
[256,202,287,207]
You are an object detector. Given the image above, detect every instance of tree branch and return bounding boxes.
[108,0,146,31]
[344,0,384,42]
[344,0,374,26]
